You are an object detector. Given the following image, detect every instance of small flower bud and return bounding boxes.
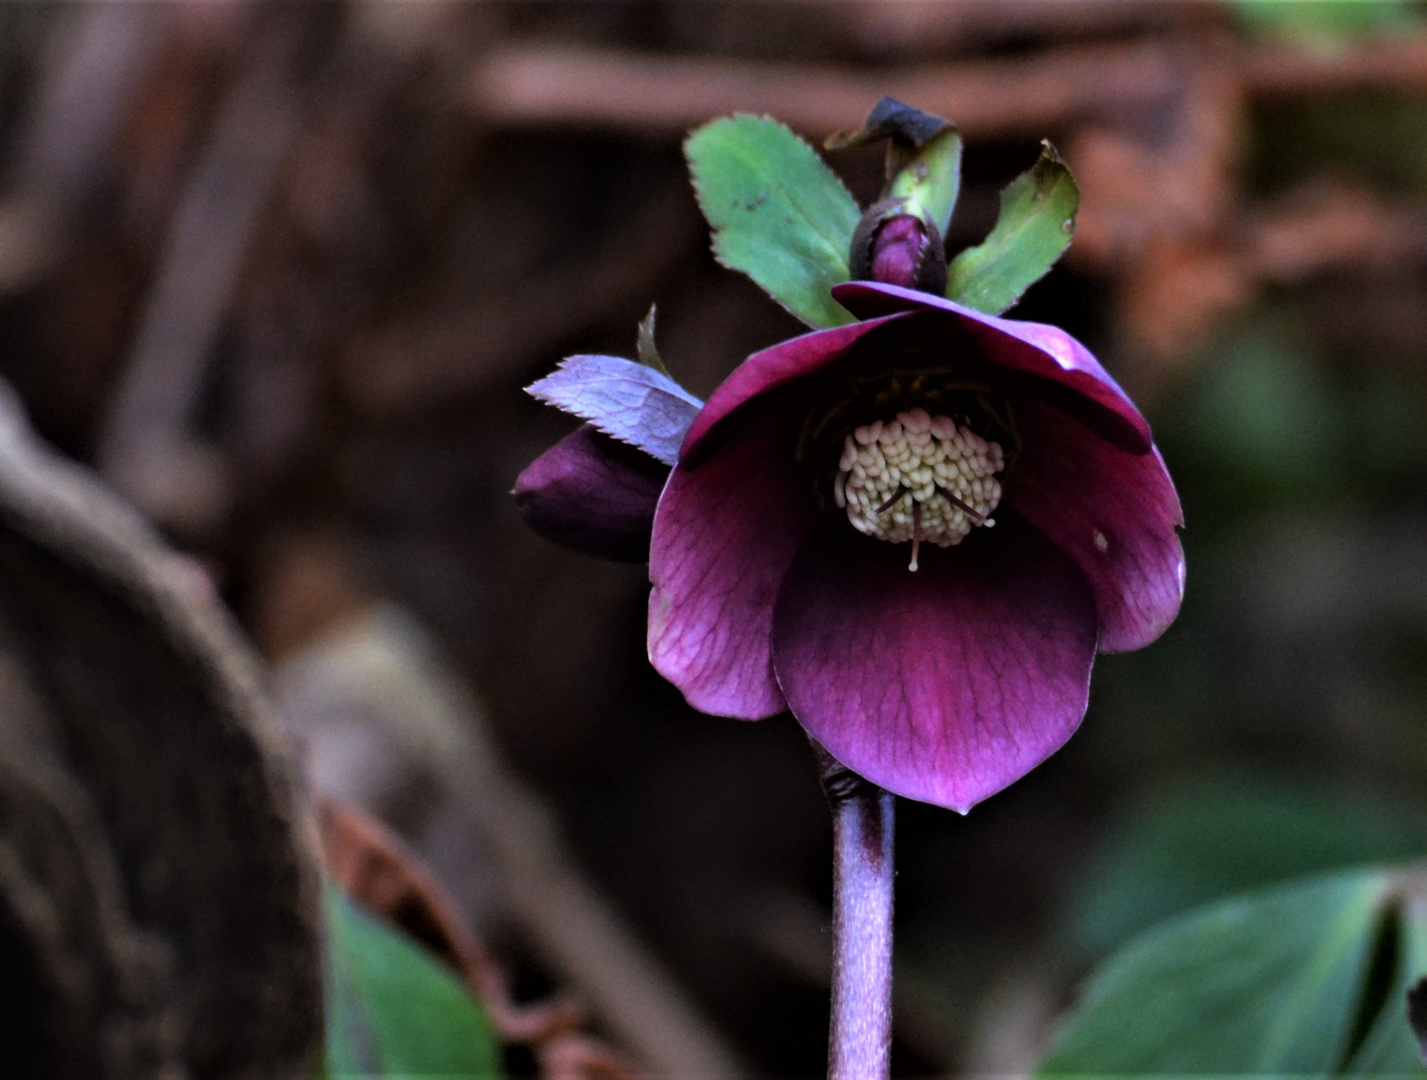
[513,424,668,562]
[849,200,948,295]
[870,215,927,289]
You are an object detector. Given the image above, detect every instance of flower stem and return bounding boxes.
[816,744,895,1080]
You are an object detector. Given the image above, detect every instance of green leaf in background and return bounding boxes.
[685,115,861,329]
[1228,0,1424,42]
[324,882,503,1079]
[1064,770,1427,956]
[1345,897,1427,1075]
[1177,313,1348,506]
[1039,869,1424,1078]
[945,142,1078,315]
[1253,96,1427,200]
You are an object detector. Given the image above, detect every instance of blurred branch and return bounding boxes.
[341,175,701,416]
[466,35,1427,140]
[836,0,1205,56]
[1111,180,1427,380]
[0,6,160,293]
[319,796,642,1080]
[96,22,304,537]
[466,41,1181,139]
[1247,182,1427,283]
[1242,34,1427,97]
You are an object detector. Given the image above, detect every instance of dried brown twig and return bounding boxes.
[465,41,1183,139]
[319,796,642,1080]
[465,35,1427,139]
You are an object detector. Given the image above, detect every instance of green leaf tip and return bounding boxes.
[636,304,670,377]
[323,882,504,1078]
[946,140,1079,316]
[685,114,860,329]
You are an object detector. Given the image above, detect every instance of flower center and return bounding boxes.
[833,407,1004,571]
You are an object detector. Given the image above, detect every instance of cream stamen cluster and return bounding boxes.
[834,407,1005,570]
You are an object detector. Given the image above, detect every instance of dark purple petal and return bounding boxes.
[513,424,667,562]
[772,515,1098,812]
[1007,400,1185,652]
[832,280,1152,454]
[680,314,911,466]
[649,409,818,719]
[527,354,703,466]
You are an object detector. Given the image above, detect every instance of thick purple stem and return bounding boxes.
[817,744,895,1080]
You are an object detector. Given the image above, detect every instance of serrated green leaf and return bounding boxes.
[946,143,1078,315]
[324,882,503,1079]
[1039,870,1390,1078]
[686,115,861,329]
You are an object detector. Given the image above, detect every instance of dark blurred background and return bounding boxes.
[4,2,1427,1077]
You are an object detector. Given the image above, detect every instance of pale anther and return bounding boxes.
[837,408,1004,564]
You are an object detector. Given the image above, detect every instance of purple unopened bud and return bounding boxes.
[869,215,926,289]
[849,200,947,296]
[513,424,668,562]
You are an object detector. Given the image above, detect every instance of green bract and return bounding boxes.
[1039,868,1427,1078]
[324,884,504,1079]
[946,142,1080,316]
[827,96,964,242]
[685,115,860,329]
[636,304,670,376]
[885,125,963,242]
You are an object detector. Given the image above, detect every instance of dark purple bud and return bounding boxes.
[849,200,947,296]
[869,215,925,289]
[513,424,669,562]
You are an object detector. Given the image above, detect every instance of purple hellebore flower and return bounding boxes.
[519,282,1183,812]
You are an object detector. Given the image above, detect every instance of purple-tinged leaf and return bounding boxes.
[527,355,702,467]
